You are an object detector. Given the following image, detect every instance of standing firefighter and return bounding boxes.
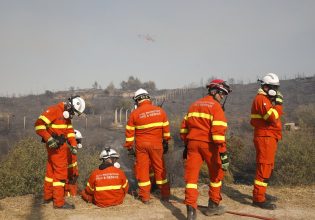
[250,73,283,210]
[180,79,231,220]
[81,147,129,207]
[65,129,83,197]
[34,96,85,209]
[124,88,171,204]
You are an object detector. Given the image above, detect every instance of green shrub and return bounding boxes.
[0,137,46,198]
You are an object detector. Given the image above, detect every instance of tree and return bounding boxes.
[120,76,142,90]
[104,82,116,95]
[92,81,99,90]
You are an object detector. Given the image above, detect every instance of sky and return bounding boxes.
[0,0,314,96]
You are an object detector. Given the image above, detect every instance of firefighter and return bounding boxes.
[81,147,129,207]
[250,73,283,210]
[65,129,83,197]
[124,88,171,204]
[180,79,231,219]
[34,96,85,209]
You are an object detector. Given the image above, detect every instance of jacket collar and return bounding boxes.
[138,99,152,107]
[257,88,267,95]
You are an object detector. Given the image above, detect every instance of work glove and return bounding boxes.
[127,148,136,157]
[47,137,58,149]
[162,140,169,154]
[183,145,188,160]
[275,91,283,105]
[69,146,78,155]
[220,152,229,171]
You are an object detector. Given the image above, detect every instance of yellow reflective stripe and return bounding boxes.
[87,182,94,191]
[263,108,273,120]
[275,98,283,103]
[126,137,135,142]
[53,181,65,187]
[186,183,198,189]
[255,179,268,187]
[39,115,51,124]
[50,124,69,129]
[210,181,222,188]
[163,132,170,137]
[162,121,169,126]
[212,121,227,127]
[187,112,213,120]
[135,122,164,129]
[67,133,75,138]
[271,109,279,119]
[180,128,188,134]
[184,115,188,120]
[126,125,135,130]
[95,185,122,191]
[212,135,225,141]
[122,180,128,188]
[68,125,73,128]
[45,176,53,183]
[35,125,46,131]
[156,179,168,185]
[68,161,77,168]
[251,114,262,119]
[138,181,151,187]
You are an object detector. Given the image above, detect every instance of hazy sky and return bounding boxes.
[0,0,314,96]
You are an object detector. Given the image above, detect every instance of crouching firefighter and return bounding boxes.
[34,96,85,209]
[180,79,231,220]
[65,129,83,197]
[81,147,129,207]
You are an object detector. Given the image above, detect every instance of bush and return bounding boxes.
[0,137,46,198]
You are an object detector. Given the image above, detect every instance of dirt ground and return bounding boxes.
[0,184,314,220]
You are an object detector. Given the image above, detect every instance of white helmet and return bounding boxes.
[70,96,85,115]
[99,148,120,160]
[261,73,280,86]
[74,129,83,139]
[133,88,150,101]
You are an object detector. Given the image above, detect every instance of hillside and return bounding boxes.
[1,184,314,220]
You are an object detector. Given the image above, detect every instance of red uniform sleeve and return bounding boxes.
[180,115,188,143]
[211,104,227,144]
[34,106,58,142]
[124,112,135,149]
[66,125,77,147]
[161,109,171,141]
[257,96,282,124]
[120,171,129,194]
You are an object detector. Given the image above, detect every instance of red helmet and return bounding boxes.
[206,79,231,95]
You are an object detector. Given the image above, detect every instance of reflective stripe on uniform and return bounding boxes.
[251,108,279,120]
[49,124,71,129]
[68,161,77,168]
[126,125,135,130]
[135,122,164,129]
[180,128,188,134]
[122,180,128,188]
[254,179,268,187]
[45,176,53,183]
[187,112,213,120]
[162,121,169,126]
[96,185,122,191]
[53,181,65,187]
[138,181,151,187]
[67,133,75,138]
[186,183,198,189]
[126,137,135,142]
[35,125,46,131]
[163,132,170,137]
[87,182,94,191]
[212,135,225,141]
[156,179,168,185]
[212,121,227,127]
[39,115,51,124]
[251,114,262,119]
[210,181,222,188]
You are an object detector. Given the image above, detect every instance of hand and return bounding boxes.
[69,146,78,155]
[220,152,229,171]
[162,140,168,154]
[128,148,135,157]
[47,137,58,149]
[183,145,188,160]
[275,91,283,105]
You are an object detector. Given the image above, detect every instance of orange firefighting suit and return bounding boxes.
[34,102,77,207]
[65,152,78,197]
[250,88,283,202]
[180,95,227,209]
[81,164,129,207]
[124,100,171,202]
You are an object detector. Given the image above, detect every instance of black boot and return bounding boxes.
[252,201,276,210]
[186,205,196,220]
[54,202,75,209]
[204,200,225,216]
